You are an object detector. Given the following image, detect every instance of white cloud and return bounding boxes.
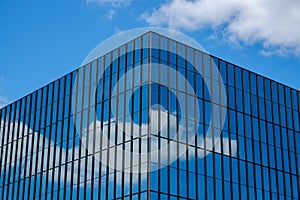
[87,0,131,7]
[108,9,116,20]
[0,96,9,109]
[1,109,237,187]
[142,0,300,56]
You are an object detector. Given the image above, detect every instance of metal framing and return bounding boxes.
[0,31,299,199]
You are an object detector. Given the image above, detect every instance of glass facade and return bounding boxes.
[0,31,299,199]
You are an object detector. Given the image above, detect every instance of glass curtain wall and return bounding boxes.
[0,32,299,200]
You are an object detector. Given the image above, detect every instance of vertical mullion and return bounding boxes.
[2,105,10,198]
[0,107,8,196]
[63,73,73,199]
[50,81,61,199]
[27,92,38,200]
[26,94,35,199]
[203,53,208,200]
[284,87,295,198]
[98,56,105,200]
[263,78,273,200]
[121,45,128,197]
[11,101,22,199]
[242,70,252,200]
[0,108,3,194]
[265,80,274,198]
[98,56,106,200]
[211,57,217,200]
[46,86,53,199]
[91,59,99,199]
[147,31,152,200]
[184,46,189,199]
[219,60,226,200]
[105,52,113,200]
[250,73,259,199]
[113,48,120,200]
[84,63,92,199]
[233,66,243,200]
[138,37,143,200]
[121,45,127,199]
[225,63,233,200]
[167,38,171,200]
[38,86,49,198]
[58,77,66,198]
[5,103,16,200]
[291,91,300,197]
[130,43,135,200]
[77,67,85,200]
[278,85,287,198]
[194,49,200,200]
[270,81,281,199]
[21,95,32,200]
[176,41,180,199]
[258,77,267,198]
[33,90,44,199]
[70,72,78,199]
[45,84,54,198]
[157,36,161,198]
[1,105,11,198]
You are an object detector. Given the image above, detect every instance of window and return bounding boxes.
[220,61,227,85]
[227,64,234,87]
[250,73,257,95]
[203,54,211,78]
[235,67,242,90]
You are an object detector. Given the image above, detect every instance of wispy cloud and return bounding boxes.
[142,0,300,56]
[0,96,9,109]
[108,9,116,20]
[86,0,131,7]
[0,76,8,109]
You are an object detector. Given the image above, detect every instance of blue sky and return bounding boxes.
[0,0,300,108]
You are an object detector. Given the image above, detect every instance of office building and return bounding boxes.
[0,31,299,199]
